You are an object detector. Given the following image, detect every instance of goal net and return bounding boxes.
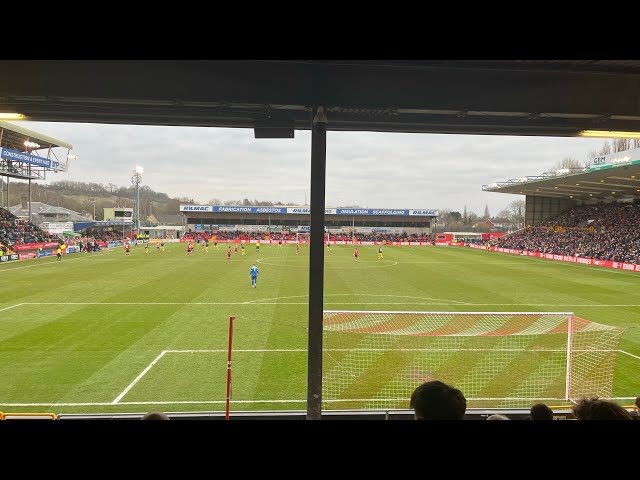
[322,311,624,409]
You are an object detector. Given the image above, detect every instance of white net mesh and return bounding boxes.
[322,311,623,409]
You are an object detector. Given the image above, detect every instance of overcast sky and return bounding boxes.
[18,121,607,217]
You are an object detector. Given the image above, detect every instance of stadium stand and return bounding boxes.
[490,200,640,264]
[0,207,60,252]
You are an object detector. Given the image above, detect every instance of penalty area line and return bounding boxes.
[111,350,168,404]
[0,303,23,313]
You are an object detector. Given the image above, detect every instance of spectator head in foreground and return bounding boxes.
[486,414,510,420]
[572,398,632,420]
[530,403,554,420]
[410,380,467,420]
[141,411,170,420]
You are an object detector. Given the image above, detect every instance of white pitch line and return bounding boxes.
[17,301,640,307]
[257,258,399,269]
[111,350,167,404]
[245,293,468,305]
[0,303,23,313]
[165,348,617,353]
[619,349,640,360]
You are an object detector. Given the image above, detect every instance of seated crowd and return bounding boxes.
[491,200,640,264]
[0,207,60,253]
[181,230,432,244]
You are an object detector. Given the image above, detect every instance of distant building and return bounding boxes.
[103,207,133,222]
[475,217,512,232]
[152,214,183,226]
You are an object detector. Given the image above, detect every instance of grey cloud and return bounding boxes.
[19,122,605,215]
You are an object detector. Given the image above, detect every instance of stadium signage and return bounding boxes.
[180,205,213,212]
[217,207,253,213]
[337,209,369,215]
[372,210,405,215]
[255,207,286,213]
[0,255,8,262]
[468,244,640,272]
[589,147,640,171]
[409,209,439,216]
[180,205,439,216]
[0,147,59,169]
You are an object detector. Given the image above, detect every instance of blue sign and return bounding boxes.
[194,224,204,230]
[0,147,59,169]
[66,246,78,254]
[180,205,438,216]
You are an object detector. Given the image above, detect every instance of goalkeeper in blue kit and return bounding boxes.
[250,263,259,288]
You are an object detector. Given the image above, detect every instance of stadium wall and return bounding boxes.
[525,196,575,227]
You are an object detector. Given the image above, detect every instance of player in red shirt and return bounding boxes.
[354,248,359,261]
[296,243,300,255]
[125,242,130,256]
[227,246,232,262]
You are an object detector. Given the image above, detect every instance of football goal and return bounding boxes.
[321,311,624,409]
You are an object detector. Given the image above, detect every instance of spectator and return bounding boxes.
[141,411,170,420]
[572,398,632,420]
[409,380,467,420]
[633,396,640,420]
[486,414,510,420]
[529,403,554,420]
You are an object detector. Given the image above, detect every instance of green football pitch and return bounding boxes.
[0,243,638,415]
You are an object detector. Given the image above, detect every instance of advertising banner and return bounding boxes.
[468,243,640,272]
[0,147,59,169]
[180,205,438,216]
[12,242,60,251]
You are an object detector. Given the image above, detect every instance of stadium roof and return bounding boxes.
[484,149,640,201]
[0,121,72,150]
[10,202,90,221]
[3,60,640,136]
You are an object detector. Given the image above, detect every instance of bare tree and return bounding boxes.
[554,157,584,171]
[599,141,612,156]
[499,200,525,230]
[612,138,631,152]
